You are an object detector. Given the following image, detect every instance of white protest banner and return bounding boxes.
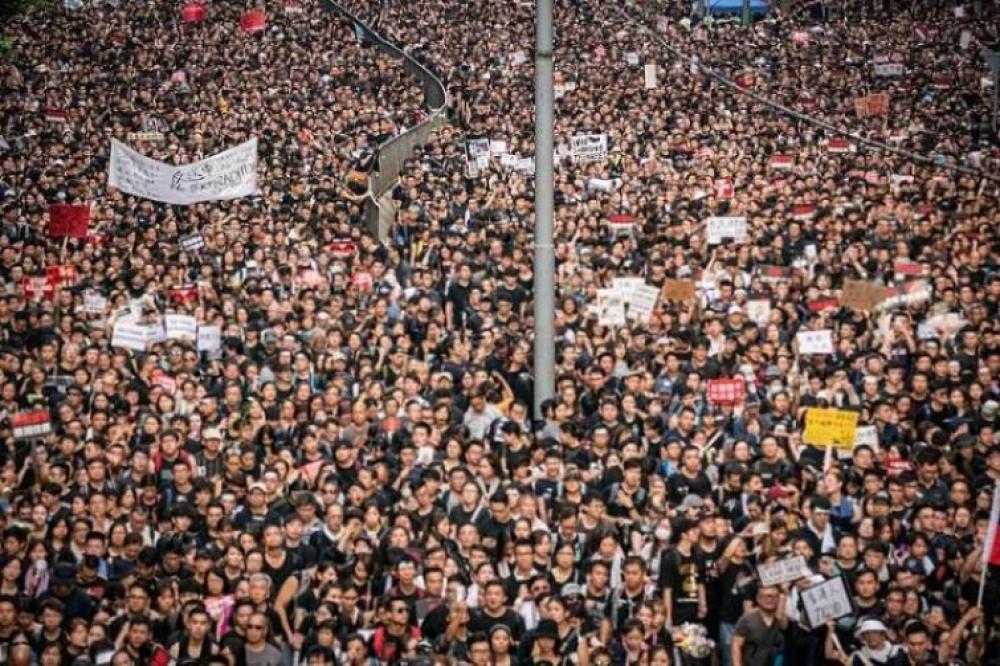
[706,216,748,245]
[197,325,222,353]
[164,314,198,340]
[644,63,657,89]
[82,292,107,315]
[180,233,206,253]
[612,277,646,304]
[854,425,879,451]
[746,299,771,325]
[628,285,660,323]
[797,330,834,355]
[571,134,608,163]
[757,556,812,587]
[874,63,904,77]
[489,140,508,156]
[112,321,156,352]
[596,289,626,327]
[801,577,853,629]
[109,139,257,205]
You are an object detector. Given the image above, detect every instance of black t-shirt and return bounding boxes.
[667,470,712,504]
[718,560,756,623]
[468,608,525,642]
[657,547,703,624]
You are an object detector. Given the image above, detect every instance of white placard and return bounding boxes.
[82,293,107,315]
[109,139,258,205]
[165,314,198,340]
[644,63,657,90]
[960,30,972,49]
[801,577,853,629]
[516,157,535,174]
[489,140,508,156]
[628,285,660,323]
[853,425,879,451]
[797,330,834,355]
[571,134,608,163]
[509,50,527,67]
[180,233,206,253]
[596,289,626,327]
[499,154,518,169]
[466,138,490,161]
[197,325,221,353]
[706,216,748,245]
[112,322,156,351]
[746,299,771,325]
[757,556,812,587]
[625,52,639,66]
[612,277,646,304]
[874,63,904,77]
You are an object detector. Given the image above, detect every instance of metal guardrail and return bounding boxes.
[321,0,449,239]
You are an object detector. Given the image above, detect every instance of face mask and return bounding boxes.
[655,528,670,541]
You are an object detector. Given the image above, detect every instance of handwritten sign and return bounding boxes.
[570,134,608,163]
[757,556,812,587]
[801,576,853,628]
[804,408,860,449]
[796,330,834,355]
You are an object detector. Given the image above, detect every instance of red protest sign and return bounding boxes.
[12,410,52,441]
[328,240,356,259]
[48,204,90,238]
[707,379,746,405]
[22,277,55,302]
[827,139,851,153]
[351,272,373,292]
[792,204,816,220]
[181,3,206,23]
[769,154,793,170]
[46,265,78,286]
[714,179,734,200]
[170,285,199,306]
[240,10,267,33]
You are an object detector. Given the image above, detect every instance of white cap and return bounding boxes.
[855,619,888,637]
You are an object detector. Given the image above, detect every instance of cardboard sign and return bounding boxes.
[570,134,608,163]
[801,577,853,629]
[663,279,696,303]
[12,410,52,441]
[804,408,860,448]
[841,279,888,312]
[796,330,834,355]
[240,10,267,33]
[165,314,198,340]
[757,556,812,586]
[706,216,748,244]
[854,93,890,118]
[48,204,90,238]
[706,379,746,405]
[644,63,657,89]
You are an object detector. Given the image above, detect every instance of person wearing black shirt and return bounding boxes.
[468,580,525,643]
[667,446,713,505]
[658,519,706,627]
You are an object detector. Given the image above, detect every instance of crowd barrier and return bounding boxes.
[321,0,449,239]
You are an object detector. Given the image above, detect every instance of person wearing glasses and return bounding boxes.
[371,598,421,663]
[242,612,283,666]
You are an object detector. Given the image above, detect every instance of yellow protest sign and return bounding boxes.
[803,408,859,448]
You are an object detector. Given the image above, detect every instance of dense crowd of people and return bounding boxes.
[1,0,1000,664]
